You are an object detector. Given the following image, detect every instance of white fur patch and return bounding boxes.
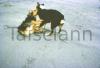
[60,20,65,24]
[24,25,33,36]
[26,25,33,31]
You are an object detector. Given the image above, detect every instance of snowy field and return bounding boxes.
[0,0,100,68]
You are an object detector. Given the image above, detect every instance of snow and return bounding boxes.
[0,0,100,68]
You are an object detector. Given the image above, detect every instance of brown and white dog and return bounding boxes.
[21,19,43,36]
[18,11,43,36]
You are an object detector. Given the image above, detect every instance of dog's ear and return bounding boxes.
[37,2,44,6]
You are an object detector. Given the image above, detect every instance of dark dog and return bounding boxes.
[35,2,65,35]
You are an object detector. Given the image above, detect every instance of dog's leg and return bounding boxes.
[47,23,55,36]
[58,20,64,33]
[58,23,64,33]
[49,29,54,36]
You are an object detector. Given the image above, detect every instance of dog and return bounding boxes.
[34,2,65,36]
[18,2,65,36]
[18,11,43,36]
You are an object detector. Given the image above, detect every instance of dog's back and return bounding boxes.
[38,9,64,22]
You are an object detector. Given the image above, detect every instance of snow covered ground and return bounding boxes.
[0,0,100,68]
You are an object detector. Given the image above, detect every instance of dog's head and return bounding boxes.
[18,11,35,36]
[18,11,43,36]
[36,2,45,11]
[28,2,44,16]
